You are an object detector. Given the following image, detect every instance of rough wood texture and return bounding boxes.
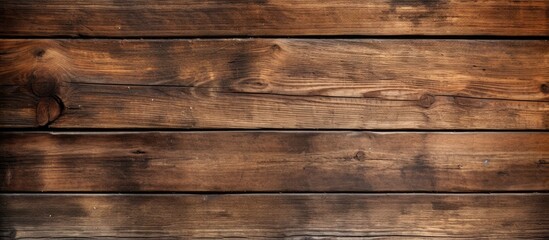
[1,39,548,129]
[2,0,548,238]
[1,132,547,192]
[1,0,548,37]
[0,194,547,238]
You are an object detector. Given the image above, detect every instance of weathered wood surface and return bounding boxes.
[1,0,547,238]
[1,0,548,37]
[0,194,547,238]
[1,132,547,192]
[1,39,548,129]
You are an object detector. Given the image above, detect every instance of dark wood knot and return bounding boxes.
[29,70,64,126]
[541,83,549,94]
[270,44,282,53]
[354,151,366,161]
[36,96,63,127]
[417,94,435,108]
[33,48,46,58]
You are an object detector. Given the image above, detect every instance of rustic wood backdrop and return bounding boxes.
[1,0,548,238]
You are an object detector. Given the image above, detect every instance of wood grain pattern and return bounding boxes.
[1,39,548,129]
[2,0,547,238]
[1,194,547,238]
[1,132,547,192]
[1,0,548,37]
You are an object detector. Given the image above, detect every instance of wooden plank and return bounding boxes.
[1,0,548,37]
[1,39,548,129]
[0,194,547,238]
[1,132,547,192]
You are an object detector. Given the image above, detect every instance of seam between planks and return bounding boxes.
[0,36,548,40]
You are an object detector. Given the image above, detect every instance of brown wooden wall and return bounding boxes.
[1,0,548,239]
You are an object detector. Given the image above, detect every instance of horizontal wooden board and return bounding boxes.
[0,194,547,238]
[1,0,548,37]
[1,39,548,129]
[1,132,547,192]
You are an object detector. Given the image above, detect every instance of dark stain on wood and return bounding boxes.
[2,1,548,36]
[0,198,16,239]
[0,149,46,191]
[431,200,461,211]
[2,132,546,192]
[102,154,151,192]
[0,194,548,238]
[225,46,261,92]
[286,197,311,227]
[401,154,437,190]
[497,171,510,177]
[147,41,179,82]
[0,196,88,229]
[390,0,445,9]
[454,96,487,109]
